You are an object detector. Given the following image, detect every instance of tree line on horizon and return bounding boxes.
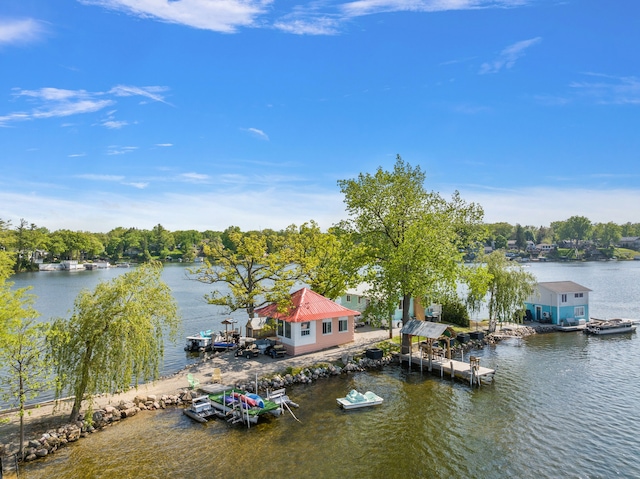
[2,213,639,274]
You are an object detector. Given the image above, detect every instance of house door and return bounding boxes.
[535,306,542,321]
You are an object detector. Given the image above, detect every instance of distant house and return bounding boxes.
[255,287,360,356]
[619,237,640,250]
[336,283,440,327]
[525,281,592,325]
[536,243,556,253]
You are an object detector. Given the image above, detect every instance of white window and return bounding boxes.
[561,294,567,303]
[574,293,583,298]
[357,296,362,304]
[574,306,585,317]
[301,322,310,336]
[346,295,351,302]
[322,320,332,335]
[338,318,348,332]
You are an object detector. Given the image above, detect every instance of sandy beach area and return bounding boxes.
[0,326,397,446]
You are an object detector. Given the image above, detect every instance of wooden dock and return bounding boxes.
[400,351,496,386]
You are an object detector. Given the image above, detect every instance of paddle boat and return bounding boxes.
[336,390,383,410]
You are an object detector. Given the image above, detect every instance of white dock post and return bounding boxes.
[451,361,454,380]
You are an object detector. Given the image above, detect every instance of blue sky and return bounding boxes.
[1,1,639,233]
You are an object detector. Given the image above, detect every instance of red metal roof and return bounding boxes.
[255,287,361,323]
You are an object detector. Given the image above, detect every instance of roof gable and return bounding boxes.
[538,281,592,293]
[255,287,361,323]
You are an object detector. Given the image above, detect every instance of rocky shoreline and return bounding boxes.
[1,324,538,464]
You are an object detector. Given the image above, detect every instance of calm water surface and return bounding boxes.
[13,261,640,478]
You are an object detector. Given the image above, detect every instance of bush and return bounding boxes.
[441,297,470,327]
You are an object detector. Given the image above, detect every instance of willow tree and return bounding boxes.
[485,251,537,332]
[286,221,364,300]
[192,229,296,318]
[48,261,179,422]
[338,156,485,350]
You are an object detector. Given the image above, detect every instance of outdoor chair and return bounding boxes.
[211,368,222,384]
[187,373,200,389]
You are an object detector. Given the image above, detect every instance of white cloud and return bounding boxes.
[453,185,640,226]
[0,85,168,127]
[79,0,270,33]
[569,73,640,105]
[0,18,46,45]
[79,0,531,36]
[3,182,638,234]
[179,172,211,183]
[246,127,269,140]
[123,182,149,189]
[479,37,541,74]
[109,85,170,104]
[341,0,528,18]
[156,143,173,147]
[0,187,347,232]
[68,153,86,158]
[107,146,138,155]
[102,119,129,129]
[76,174,125,181]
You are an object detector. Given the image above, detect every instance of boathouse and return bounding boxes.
[255,287,361,356]
[525,281,592,326]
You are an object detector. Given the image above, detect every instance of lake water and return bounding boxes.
[12,261,640,478]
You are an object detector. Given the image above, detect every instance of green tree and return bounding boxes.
[338,156,484,349]
[192,229,296,318]
[494,234,508,250]
[48,261,179,422]
[0,252,52,459]
[462,263,492,323]
[593,222,621,248]
[287,221,363,300]
[484,251,536,332]
[554,216,592,250]
[487,222,514,242]
[0,318,51,461]
[514,224,526,250]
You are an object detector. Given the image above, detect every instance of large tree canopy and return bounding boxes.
[287,221,364,300]
[48,261,180,422]
[192,229,296,318]
[338,156,485,346]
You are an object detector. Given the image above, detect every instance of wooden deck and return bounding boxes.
[401,351,496,386]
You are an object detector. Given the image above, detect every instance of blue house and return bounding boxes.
[525,281,592,325]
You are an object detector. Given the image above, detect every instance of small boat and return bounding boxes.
[184,330,214,352]
[336,390,383,410]
[585,318,637,335]
[212,333,236,351]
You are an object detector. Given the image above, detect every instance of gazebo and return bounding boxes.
[400,319,456,371]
